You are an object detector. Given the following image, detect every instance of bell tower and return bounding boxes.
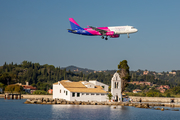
[111,72,122,102]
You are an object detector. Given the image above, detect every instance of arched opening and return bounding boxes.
[115,95,118,102]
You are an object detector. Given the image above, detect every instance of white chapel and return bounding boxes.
[111,72,122,102]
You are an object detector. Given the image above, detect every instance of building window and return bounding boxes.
[72,93,75,97]
[66,91,68,95]
[82,93,84,95]
[86,93,89,95]
[91,93,94,95]
[60,90,61,93]
[64,90,65,93]
[101,94,105,96]
[96,94,99,95]
[102,86,104,89]
[77,93,80,97]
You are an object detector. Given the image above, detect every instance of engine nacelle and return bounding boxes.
[110,34,120,38]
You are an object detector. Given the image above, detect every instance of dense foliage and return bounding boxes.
[32,90,48,95]
[146,88,163,97]
[0,61,112,91]
[1,60,180,95]
[117,60,130,80]
[125,84,150,92]
[5,85,23,93]
[107,93,113,100]
[117,60,131,92]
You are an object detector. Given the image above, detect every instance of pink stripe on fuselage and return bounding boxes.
[69,18,80,26]
[84,27,110,35]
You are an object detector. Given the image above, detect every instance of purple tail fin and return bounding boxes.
[69,18,83,30]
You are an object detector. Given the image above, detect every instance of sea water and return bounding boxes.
[0,98,180,120]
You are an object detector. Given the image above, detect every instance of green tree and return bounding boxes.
[117,60,131,92]
[107,93,113,100]
[14,85,23,92]
[166,93,171,97]
[146,89,161,97]
[33,90,47,95]
[5,85,22,93]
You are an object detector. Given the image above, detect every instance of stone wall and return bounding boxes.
[0,94,4,98]
[1,94,180,103]
[129,96,180,103]
[21,95,52,99]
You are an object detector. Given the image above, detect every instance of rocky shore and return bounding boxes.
[24,98,180,111]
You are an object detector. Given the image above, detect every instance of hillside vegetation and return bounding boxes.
[1,61,180,93]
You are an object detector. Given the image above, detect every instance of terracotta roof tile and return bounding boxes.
[23,85,37,90]
[66,88,107,93]
[53,80,107,93]
[53,82,58,85]
[60,81,86,88]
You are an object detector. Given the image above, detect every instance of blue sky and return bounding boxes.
[0,0,180,72]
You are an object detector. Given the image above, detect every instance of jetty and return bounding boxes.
[4,92,21,100]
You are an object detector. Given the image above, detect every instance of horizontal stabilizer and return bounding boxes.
[67,29,76,32]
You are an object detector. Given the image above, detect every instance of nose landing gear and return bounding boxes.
[127,33,130,38]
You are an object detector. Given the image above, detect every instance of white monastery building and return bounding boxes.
[53,80,109,102]
[53,72,122,102]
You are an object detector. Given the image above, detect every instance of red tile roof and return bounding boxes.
[22,85,37,90]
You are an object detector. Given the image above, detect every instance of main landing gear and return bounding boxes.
[102,36,108,40]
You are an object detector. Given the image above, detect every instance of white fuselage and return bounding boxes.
[108,26,138,34]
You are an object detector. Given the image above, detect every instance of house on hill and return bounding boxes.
[129,81,153,86]
[53,80,108,102]
[48,89,53,94]
[22,85,37,94]
[21,82,37,94]
[156,85,170,93]
[133,89,142,93]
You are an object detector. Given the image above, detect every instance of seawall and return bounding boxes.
[21,95,53,99]
[129,96,180,103]
[1,94,180,103]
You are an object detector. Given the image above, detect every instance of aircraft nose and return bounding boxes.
[135,28,138,32]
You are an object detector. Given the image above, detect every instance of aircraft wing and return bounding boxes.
[89,26,108,34]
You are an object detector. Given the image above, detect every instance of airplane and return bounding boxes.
[68,18,138,40]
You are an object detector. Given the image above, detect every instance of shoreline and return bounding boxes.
[23,98,180,109]
[1,94,179,102]
[1,94,180,109]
